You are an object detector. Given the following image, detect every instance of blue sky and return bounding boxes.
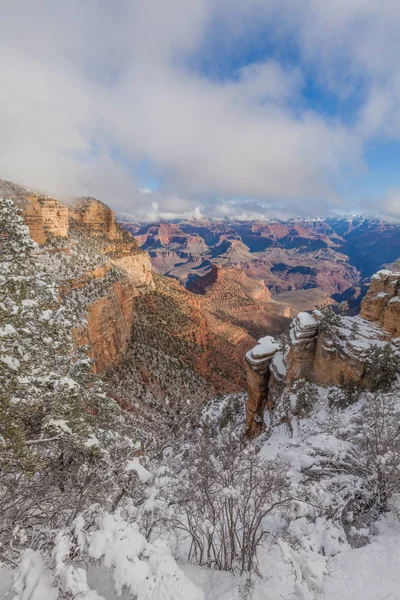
[2,0,400,220]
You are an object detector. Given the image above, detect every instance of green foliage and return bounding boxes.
[218,396,242,430]
[319,305,341,333]
[366,343,399,391]
[293,379,318,418]
[278,333,290,356]
[0,199,139,562]
[350,321,360,339]
[338,300,349,315]
[329,372,361,408]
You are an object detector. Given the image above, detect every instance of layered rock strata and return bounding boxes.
[245,336,279,436]
[246,270,398,435]
[18,193,155,372]
[360,270,400,336]
[16,195,69,244]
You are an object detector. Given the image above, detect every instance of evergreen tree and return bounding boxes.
[366,343,399,391]
[319,305,341,333]
[293,379,318,418]
[329,372,361,408]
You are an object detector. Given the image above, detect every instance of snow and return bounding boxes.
[179,390,400,600]
[85,434,100,448]
[298,311,318,328]
[56,377,79,390]
[246,335,279,364]
[271,352,287,378]
[126,458,152,482]
[0,323,17,337]
[46,419,73,435]
[371,269,393,279]
[252,336,279,358]
[86,512,204,600]
[0,354,20,370]
[12,549,58,600]
[39,309,53,322]
[323,515,400,599]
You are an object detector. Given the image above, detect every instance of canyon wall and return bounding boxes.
[18,193,155,373]
[16,195,69,244]
[360,269,400,336]
[71,253,154,373]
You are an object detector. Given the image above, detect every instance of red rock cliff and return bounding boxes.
[20,194,154,372]
[360,270,400,336]
[245,270,398,436]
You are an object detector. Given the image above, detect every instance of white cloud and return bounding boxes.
[0,0,400,219]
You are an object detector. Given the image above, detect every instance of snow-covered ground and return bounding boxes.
[182,515,400,600]
[2,388,400,599]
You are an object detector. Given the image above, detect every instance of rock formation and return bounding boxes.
[360,269,400,336]
[16,192,155,373]
[69,197,120,240]
[16,195,69,244]
[246,270,399,435]
[245,336,279,436]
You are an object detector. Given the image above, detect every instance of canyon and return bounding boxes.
[3,182,400,600]
[1,180,288,420]
[122,218,400,314]
[4,177,400,439]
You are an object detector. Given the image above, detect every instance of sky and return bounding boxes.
[2,0,400,221]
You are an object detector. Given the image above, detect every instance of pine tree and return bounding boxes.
[366,343,399,391]
[319,305,341,332]
[293,379,318,417]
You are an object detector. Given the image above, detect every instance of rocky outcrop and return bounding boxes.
[245,271,397,434]
[245,336,279,436]
[286,312,319,382]
[287,312,388,388]
[16,192,155,372]
[188,263,271,302]
[72,277,142,373]
[69,197,120,239]
[70,255,154,373]
[16,195,69,244]
[110,254,154,289]
[360,270,400,336]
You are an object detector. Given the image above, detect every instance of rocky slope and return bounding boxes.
[360,269,400,336]
[1,180,278,424]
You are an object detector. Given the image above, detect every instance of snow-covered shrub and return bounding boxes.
[387,493,400,521]
[163,422,290,575]
[0,200,140,563]
[350,321,360,339]
[218,395,242,430]
[12,506,203,600]
[352,392,400,515]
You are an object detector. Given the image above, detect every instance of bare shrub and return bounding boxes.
[167,425,290,575]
